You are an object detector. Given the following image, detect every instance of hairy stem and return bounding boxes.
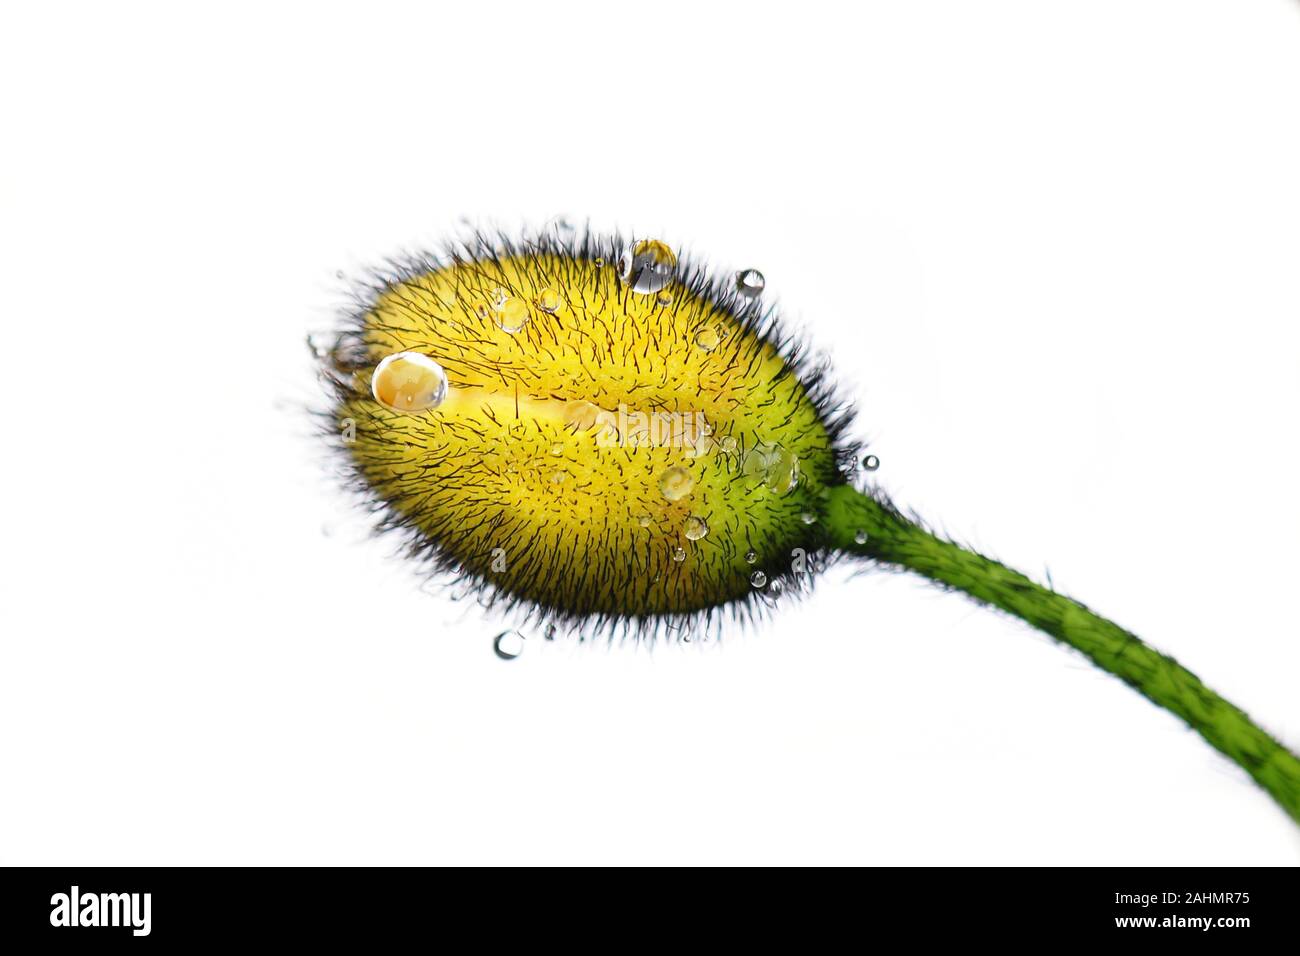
[822,484,1300,825]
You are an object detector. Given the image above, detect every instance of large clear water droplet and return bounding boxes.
[684,516,709,541]
[749,570,767,588]
[617,239,677,294]
[862,454,880,471]
[371,352,449,413]
[745,549,758,564]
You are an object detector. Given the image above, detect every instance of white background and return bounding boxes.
[3,1,1299,865]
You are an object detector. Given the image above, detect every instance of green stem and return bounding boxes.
[822,484,1300,825]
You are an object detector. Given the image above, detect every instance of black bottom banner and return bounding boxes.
[0,865,1293,944]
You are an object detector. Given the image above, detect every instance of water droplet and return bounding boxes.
[543,623,558,641]
[371,352,449,413]
[617,238,677,294]
[493,630,525,660]
[658,465,694,502]
[854,529,868,545]
[745,549,758,564]
[764,446,800,495]
[656,291,674,306]
[735,268,765,298]
[536,287,562,313]
[694,327,720,352]
[801,512,816,525]
[672,546,687,562]
[684,516,709,540]
[718,436,738,455]
[493,293,531,333]
[741,446,772,482]
[562,400,600,431]
[549,442,564,457]
[550,468,567,484]
[862,454,880,471]
[637,514,652,528]
[749,570,767,588]
[594,256,605,267]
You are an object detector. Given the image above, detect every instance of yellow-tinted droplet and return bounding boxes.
[637,514,652,528]
[536,287,562,313]
[549,442,564,457]
[656,291,674,306]
[694,327,720,352]
[671,545,687,562]
[371,352,449,413]
[684,516,709,541]
[494,294,531,333]
[658,465,694,502]
[563,400,601,431]
[718,436,738,455]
